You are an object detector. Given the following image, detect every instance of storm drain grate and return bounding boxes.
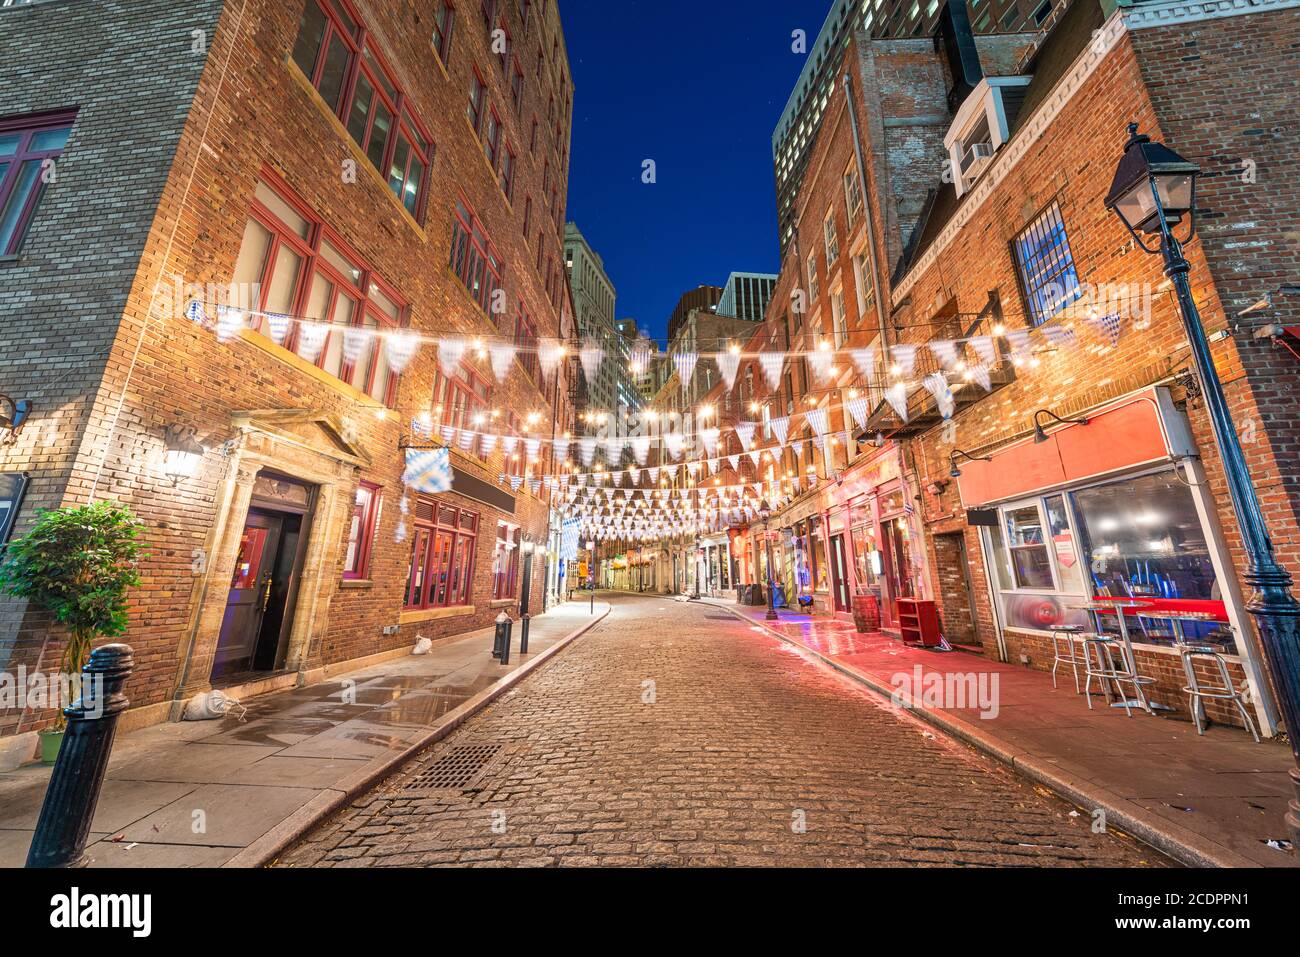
[405,744,502,791]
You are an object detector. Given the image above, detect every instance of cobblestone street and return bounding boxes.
[278,595,1169,867]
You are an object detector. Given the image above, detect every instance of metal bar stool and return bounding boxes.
[1082,636,1138,716]
[1050,624,1088,693]
[1177,644,1261,742]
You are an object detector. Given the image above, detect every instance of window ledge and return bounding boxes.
[490,598,516,609]
[339,578,373,590]
[401,605,475,625]
[0,254,21,266]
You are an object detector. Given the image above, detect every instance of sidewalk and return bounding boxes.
[0,600,610,868]
[705,597,1295,868]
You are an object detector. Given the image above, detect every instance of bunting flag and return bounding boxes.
[632,435,650,465]
[1040,325,1077,348]
[727,454,740,472]
[664,464,679,480]
[672,351,698,385]
[929,339,959,369]
[530,479,542,496]
[524,437,541,459]
[759,352,785,391]
[885,382,910,423]
[850,346,877,382]
[770,415,790,445]
[215,306,244,343]
[891,343,919,377]
[440,425,455,444]
[665,432,684,459]
[1005,329,1033,359]
[480,433,498,456]
[510,475,523,492]
[970,364,993,392]
[553,438,570,463]
[792,439,805,459]
[807,348,834,383]
[846,395,871,431]
[580,340,604,386]
[538,338,565,381]
[735,420,756,451]
[700,428,719,458]
[266,312,291,345]
[579,437,597,466]
[489,343,517,381]
[343,326,368,365]
[968,335,997,366]
[747,449,762,467]
[502,435,518,456]
[805,407,830,436]
[1093,312,1123,348]
[458,429,476,453]
[385,332,419,374]
[297,323,329,362]
[649,467,660,483]
[437,337,468,379]
[403,448,453,494]
[717,350,741,392]
[922,372,956,420]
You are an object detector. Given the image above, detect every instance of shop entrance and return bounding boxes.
[829,534,851,612]
[881,516,915,628]
[934,531,980,647]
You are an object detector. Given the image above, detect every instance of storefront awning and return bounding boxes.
[956,388,1193,508]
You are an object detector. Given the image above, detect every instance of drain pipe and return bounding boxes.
[843,69,891,372]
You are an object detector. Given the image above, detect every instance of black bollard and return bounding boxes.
[520,614,531,654]
[27,643,134,869]
[498,614,513,665]
[492,612,510,660]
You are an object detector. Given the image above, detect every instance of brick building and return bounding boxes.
[0,0,577,765]
[720,0,1299,737]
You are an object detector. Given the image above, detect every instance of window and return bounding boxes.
[467,69,486,134]
[515,308,539,380]
[432,0,455,63]
[523,194,532,236]
[830,289,847,348]
[492,522,522,599]
[510,59,525,111]
[480,0,496,29]
[231,177,407,405]
[824,210,839,263]
[1013,203,1081,326]
[1004,505,1054,589]
[500,144,516,199]
[495,21,511,74]
[435,362,492,432]
[406,499,478,610]
[292,0,434,220]
[806,252,820,300]
[483,108,502,170]
[0,110,74,256]
[844,166,863,224]
[529,118,538,152]
[344,481,381,579]
[449,197,503,313]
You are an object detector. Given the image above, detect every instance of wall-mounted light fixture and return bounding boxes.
[0,394,32,445]
[948,449,991,479]
[1032,409,1090,444]
[162,424,205,485]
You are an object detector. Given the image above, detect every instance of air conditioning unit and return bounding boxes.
[960,141,994,181]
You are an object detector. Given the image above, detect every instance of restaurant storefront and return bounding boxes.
[955,386,1276,734]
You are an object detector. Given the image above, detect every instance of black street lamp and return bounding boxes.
[760,501,779,622]
[1106,123,1300,846]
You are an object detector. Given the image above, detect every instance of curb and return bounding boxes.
[707,600,1257,869]
[224,602,613,868]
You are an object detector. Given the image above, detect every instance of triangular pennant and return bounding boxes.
[538,339,565,381]
[850,345,877,383]
[437,336,468,379]
[580,340,604,386]
[885,382,910,423]
[929,339,959,369]
[970,364,993,392]
[296,323,329,362]
[968,335,997,366]
[342,326,370,365]
[770,416,789,445]
[805,407,830,436]
[717,350,741,392]
[735,421,756,451]
[489,342,517,381]
[846,396,871,431]
[672,351,698,385]
[891,344,918,377]
[758,352,785,391]
[385,332,419,374]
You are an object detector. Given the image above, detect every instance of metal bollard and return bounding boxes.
[27,643,134,869]
[492,612,510,660]
[519,614,531,654]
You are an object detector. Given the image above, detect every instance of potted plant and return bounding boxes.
[0,501,143,763]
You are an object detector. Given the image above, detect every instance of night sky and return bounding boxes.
[559,0,825,343]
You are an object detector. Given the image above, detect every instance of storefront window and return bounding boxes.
[1005,505,1054,589]
[809,517,828,592]
[851,522,879,595]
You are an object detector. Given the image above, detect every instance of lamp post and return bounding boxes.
[1106,123,1300,845]
[761,502,778,621]
[586,538,596,614]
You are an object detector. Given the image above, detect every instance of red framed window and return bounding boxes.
[483,107,502,169]
[480,0,496,30]
[432,1,455,63]
[529,117,538,152]
[522,194,532,236]
[515,308,539,381]
[467,69,486,135]
[510,59,524,111]
[492,522,522,600]
[406,499,478,610]
[500,144,516,200]
[496,20,511,74]
[435,361,492,432]
[231,174,407,405]
[343,481,382,579]
[449,197,503,313]
[0,110,75,256]
[542,159,550,195]
[291,0,434,220]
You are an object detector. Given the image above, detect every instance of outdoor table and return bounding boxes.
[1139,609,1222,643]
[1069,599,1161,713]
